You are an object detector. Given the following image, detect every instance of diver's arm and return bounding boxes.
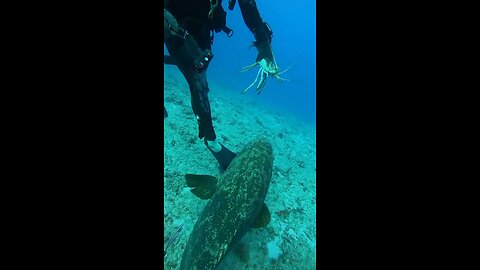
[235,0,281,95]
[237,0,273,61]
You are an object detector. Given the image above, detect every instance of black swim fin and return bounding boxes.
[205,140,236,172]
[164,106,168,119]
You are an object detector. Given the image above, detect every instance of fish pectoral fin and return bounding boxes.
[251,202,271,228]
[185,174,218,200]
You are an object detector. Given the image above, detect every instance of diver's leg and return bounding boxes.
[184,69,238,171]
[164,8,215,140]
[171,52,237,171]
[178,58,236,171]
[164,9,236,170]
[183,70,216,142]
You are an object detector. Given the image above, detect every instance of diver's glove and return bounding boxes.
[253,22,279,75]
[254,40,278,74]
[240,22,286,95]
[254,39,274,63]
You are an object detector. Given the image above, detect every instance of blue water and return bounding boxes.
[165,0,317,124]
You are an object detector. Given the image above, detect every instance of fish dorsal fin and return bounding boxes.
[251,203,271,228]
[185,174,218,200]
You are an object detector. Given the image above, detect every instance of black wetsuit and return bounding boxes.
[164,0,272,141]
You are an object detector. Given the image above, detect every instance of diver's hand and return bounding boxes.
[240,39,290,95]
[255,40,279,74]
[255,40,273,61]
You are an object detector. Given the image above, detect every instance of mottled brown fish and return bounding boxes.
[180,137,274,270]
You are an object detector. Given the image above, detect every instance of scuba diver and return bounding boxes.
[164,0,280,171]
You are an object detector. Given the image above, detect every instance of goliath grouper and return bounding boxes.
[180,137,274,270]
